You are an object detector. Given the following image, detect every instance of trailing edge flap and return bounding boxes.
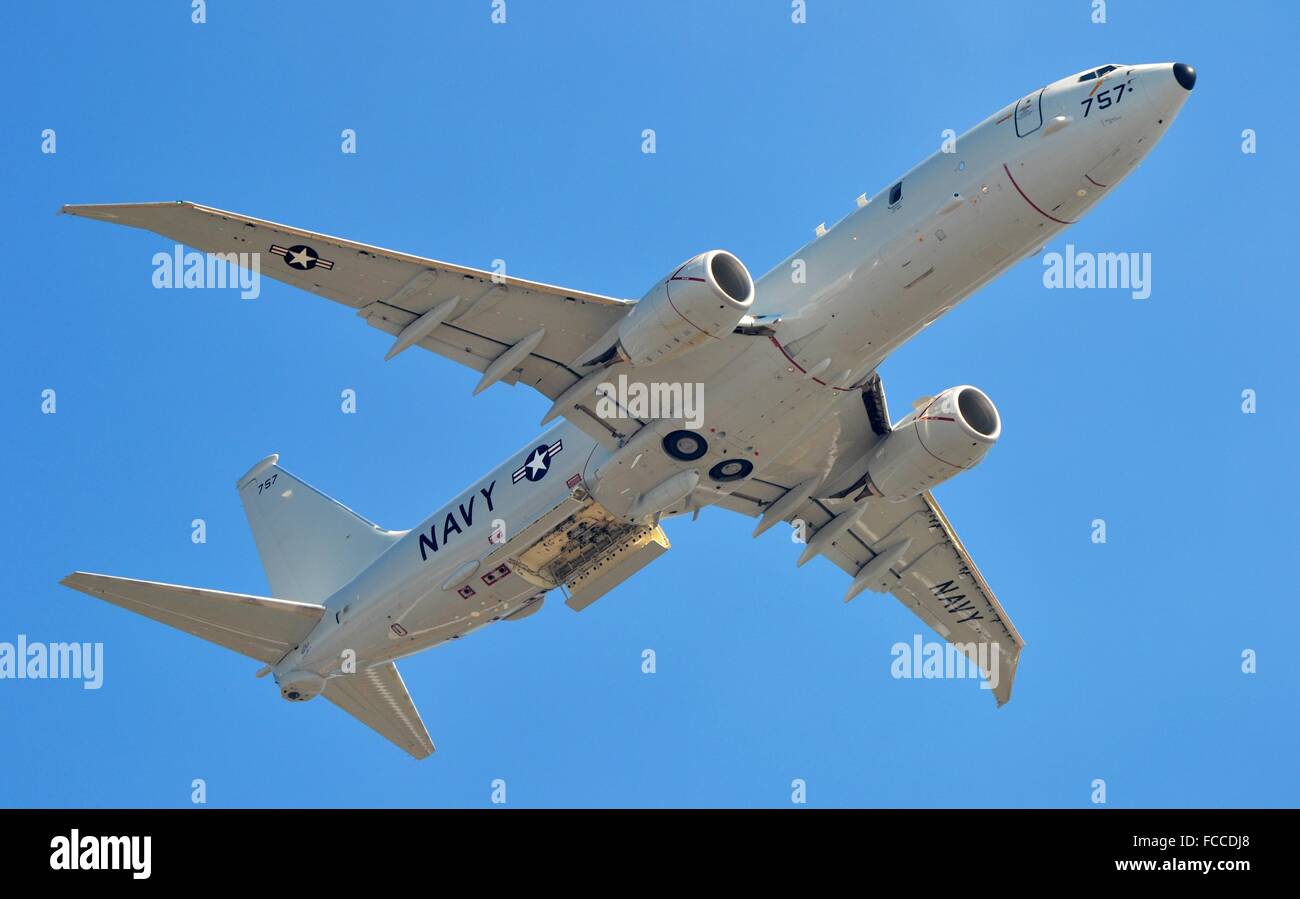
[323,663,435,760]
[59,572,325,664]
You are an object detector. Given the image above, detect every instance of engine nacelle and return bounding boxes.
[616,250,754,367]
[862,385,1001,501]
[277,669,325,702]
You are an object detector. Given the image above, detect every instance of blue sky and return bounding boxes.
[2,1,1296,807]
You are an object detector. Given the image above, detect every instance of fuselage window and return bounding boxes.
[888,182,903,207]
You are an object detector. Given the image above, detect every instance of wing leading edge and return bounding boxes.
[61,201,634,445]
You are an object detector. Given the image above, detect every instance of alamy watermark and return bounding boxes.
[0,635,103,689]
[1042,243,1150,300]
[594,374,704,429]
[152,244,260,299]
[50,830,150,879]
[890,634,1000,694]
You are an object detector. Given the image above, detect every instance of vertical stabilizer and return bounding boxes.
[236,455,405,603]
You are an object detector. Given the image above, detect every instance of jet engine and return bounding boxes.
[614,250,755,367]
[859,385,1001,501]
[277,669,325,702]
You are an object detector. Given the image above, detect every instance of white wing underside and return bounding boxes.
[693,375,1024,705]
[710,484,1025,705]
[63,201,1024,708]
[61,201,636,447]
[323,663,435,760]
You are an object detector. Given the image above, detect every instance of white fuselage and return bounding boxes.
[276,63,1191,685]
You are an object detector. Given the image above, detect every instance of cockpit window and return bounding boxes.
[1078,64,1119,82]
[888,182,902,206]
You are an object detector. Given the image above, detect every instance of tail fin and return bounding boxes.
[236,455,405,604]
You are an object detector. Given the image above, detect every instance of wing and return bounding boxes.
[716,485,1024,704]
[323,662,435,760]
[828,491,1023,705]
[61,201,632,443]
[60,572,325,664]
[706,374,1023,705]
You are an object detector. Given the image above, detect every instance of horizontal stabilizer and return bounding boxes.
[60,572,325,664]
[323,663,434,759]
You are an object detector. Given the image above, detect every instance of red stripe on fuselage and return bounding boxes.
[1003,162,1076,225]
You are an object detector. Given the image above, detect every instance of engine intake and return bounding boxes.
[616,250,754,367]
[861,385,1001,500]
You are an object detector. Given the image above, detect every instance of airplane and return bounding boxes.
[59,62,1195,758]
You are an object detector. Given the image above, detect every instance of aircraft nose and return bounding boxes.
[1172,62,1197,91]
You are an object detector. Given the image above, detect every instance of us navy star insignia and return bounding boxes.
[270,243,335,272]
[512,440,563,484]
